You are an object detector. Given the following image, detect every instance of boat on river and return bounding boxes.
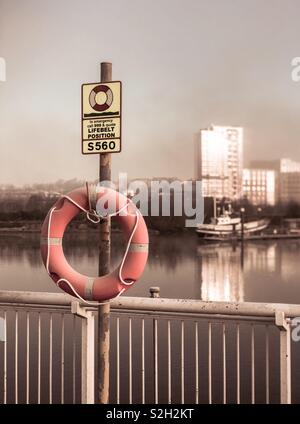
[196,203,269,241]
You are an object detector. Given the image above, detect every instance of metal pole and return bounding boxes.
[240,208,245,242]
[213,197,217,220]
[98,62,112,404]
[240,208,245,270]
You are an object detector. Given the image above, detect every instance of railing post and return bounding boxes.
[72,302,95,404]
[150,287,160,404]
[275,311,291,404]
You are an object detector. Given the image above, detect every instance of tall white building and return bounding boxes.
[195,125,243,200]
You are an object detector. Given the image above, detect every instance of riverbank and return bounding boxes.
[0,220,162,235]
[1,219,300,239]
[1,219,296,234]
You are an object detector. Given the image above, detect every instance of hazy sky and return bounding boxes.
[0,0,300,185]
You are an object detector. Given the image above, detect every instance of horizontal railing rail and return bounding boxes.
[1,290,300,317]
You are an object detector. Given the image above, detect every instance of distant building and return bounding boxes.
[279,172,300,203]
[279,159,300,203]
[249,158,300,204]
[195,125,243,200]
[242,168,276,205]
[280,158,300,173]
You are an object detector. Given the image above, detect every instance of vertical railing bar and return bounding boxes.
[3,310,7,404]
[167,320,171,404]
[251,324,255,404]
[72,314,76,404]
[15,310,18,404]
[208,321,212,404]
[154,318,158,404]
[80,309,95,404]
[26,312,30,404]
[195,321,199,404]
[181,320,185,404]
[141,318,145,404]
[38,312,41,404]
[129,317,132,404]
[237,323,240,404]
[265,325,270,404]
[49,313,53,404]
[116,317,120,404]
[61,313,65,404]
[223,322,226,404]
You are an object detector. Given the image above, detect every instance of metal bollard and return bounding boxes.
[150,287,160,298]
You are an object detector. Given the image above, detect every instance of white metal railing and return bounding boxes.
[0,291,96,404]
[110,295,300,404]
[1,290,300,404]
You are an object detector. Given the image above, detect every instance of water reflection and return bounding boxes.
[195,239,300,304]
[196,243,244,302]
[0,234,41,267]
[244,242,277,273]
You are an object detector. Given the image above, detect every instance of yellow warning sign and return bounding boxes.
[81,81,121,154]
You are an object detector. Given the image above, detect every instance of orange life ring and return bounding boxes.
[40,186,149,302]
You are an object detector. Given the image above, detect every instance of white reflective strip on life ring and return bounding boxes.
[128,243,148,253]
[41,237,62,246]
[85,278,94,300]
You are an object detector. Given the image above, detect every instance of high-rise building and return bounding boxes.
[242,168,276,205]
[195,125,243,200]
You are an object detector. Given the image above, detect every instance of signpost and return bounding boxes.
[97,63,113,405]
[81,62,118,404]
[82,80,121,154]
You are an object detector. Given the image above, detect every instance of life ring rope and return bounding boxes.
[45,191,140,305]
[53,192,101,223]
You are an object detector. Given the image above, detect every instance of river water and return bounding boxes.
[0,232,300,304]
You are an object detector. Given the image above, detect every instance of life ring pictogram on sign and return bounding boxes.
[89,84,113,112]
